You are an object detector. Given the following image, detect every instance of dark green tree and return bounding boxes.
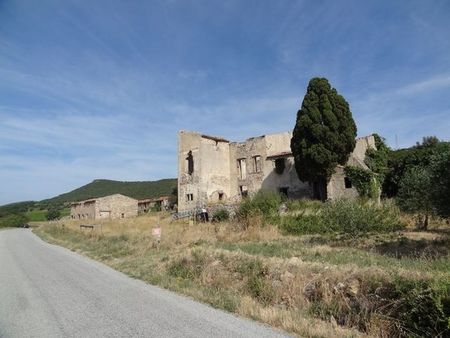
[46,208,60,221]
[291,77,357,200]
[429,147,450,218]
[397,166,433,230]
[384,139,449,197]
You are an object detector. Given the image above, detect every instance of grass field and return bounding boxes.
[26,208,70,221]
[34,212,450,338]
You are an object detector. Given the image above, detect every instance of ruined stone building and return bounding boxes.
[70,194,138,220]
[138,196,170,214]
[177,130,375,212]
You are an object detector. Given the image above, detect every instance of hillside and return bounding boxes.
[41,178,177,206]
[0,178,177,220]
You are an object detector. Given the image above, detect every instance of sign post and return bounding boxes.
[152,216,161,250]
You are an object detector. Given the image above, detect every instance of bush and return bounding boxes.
[212,208,229,222]
[0,213,29,228]
[285,199,323,212]
[323,199,403,235]
[280,199,404,236]
[279,214,326,235]
[237,190,283,226]
[46,208,61,220]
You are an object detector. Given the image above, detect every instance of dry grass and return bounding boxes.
[35,212,450,338]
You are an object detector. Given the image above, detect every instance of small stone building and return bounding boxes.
[177,130,375,212]
[138,196,170,214]
[70,194,138,220]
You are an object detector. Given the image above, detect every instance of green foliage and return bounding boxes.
[291,77,357,188]
[397,166,433,227]
[0,201,36,218]
[150,204,161,212]
[280,199,404,236]
[237,190,283,223]
[384,139,449,198]
[365,133,390,187]
[429,148,450,218]
[344,166,380,199]
[46,208,61,220]
[384,278,449,337]
[0,213,29,228]
[396,145,450,221]
[168,186,178,208]
[25,209,48,221]
[308,277,449,337]
[212,208,229,222]
[280,214,325,234]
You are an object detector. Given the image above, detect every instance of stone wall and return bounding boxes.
[178,131,231,211]
[70,194,138,220]
[95,194,138,219]
[70,200,96,219]
[177,130,376,211]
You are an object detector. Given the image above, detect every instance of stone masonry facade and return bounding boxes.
[177,130,375,212]
[70,194,138,220]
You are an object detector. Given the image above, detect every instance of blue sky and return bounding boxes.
[1,0,449,205]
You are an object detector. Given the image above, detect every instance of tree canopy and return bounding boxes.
[291,77,357,199]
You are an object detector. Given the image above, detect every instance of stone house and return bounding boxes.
[177,130,375,212]
[70,194,138,220]
[138,196,170,214]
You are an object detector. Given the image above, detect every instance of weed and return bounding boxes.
[212,208,230,222]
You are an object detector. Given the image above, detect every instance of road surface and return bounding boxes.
[0,228,289,338]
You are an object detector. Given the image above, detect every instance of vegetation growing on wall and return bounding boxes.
[344,166,380,199]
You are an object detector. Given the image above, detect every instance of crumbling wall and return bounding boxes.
[70,201,96,219]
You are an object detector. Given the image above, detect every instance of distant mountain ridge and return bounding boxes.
[42,178,177,204]
[0,178,177,215]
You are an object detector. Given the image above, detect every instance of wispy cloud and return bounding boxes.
[1,0,449,204]
[396,74,450,95]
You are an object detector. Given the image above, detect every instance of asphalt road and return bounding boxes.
[0,228,289,338]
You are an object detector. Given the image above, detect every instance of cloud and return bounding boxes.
[396,74,450,95]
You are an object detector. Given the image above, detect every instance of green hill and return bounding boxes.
[0,178,177,222]
[41,178,177,206]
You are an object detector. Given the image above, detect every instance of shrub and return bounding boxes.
[322,199,403,235]
[46,208,61,220]
[237,190,283,226]
[280,199,404,236]
[279,213,326,235]
[212,208,229,222]
[285,199,323,212]
[0,213,29,228]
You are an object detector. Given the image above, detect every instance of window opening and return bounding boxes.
[186,151,194,175]
[344,177,352,189]
[253,155,262,173]
[237,159,247,179]
[274,158,285,175]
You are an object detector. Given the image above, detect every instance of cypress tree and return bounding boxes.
[291,77,357,200]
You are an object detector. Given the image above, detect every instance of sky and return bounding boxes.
[1,0,450,205]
